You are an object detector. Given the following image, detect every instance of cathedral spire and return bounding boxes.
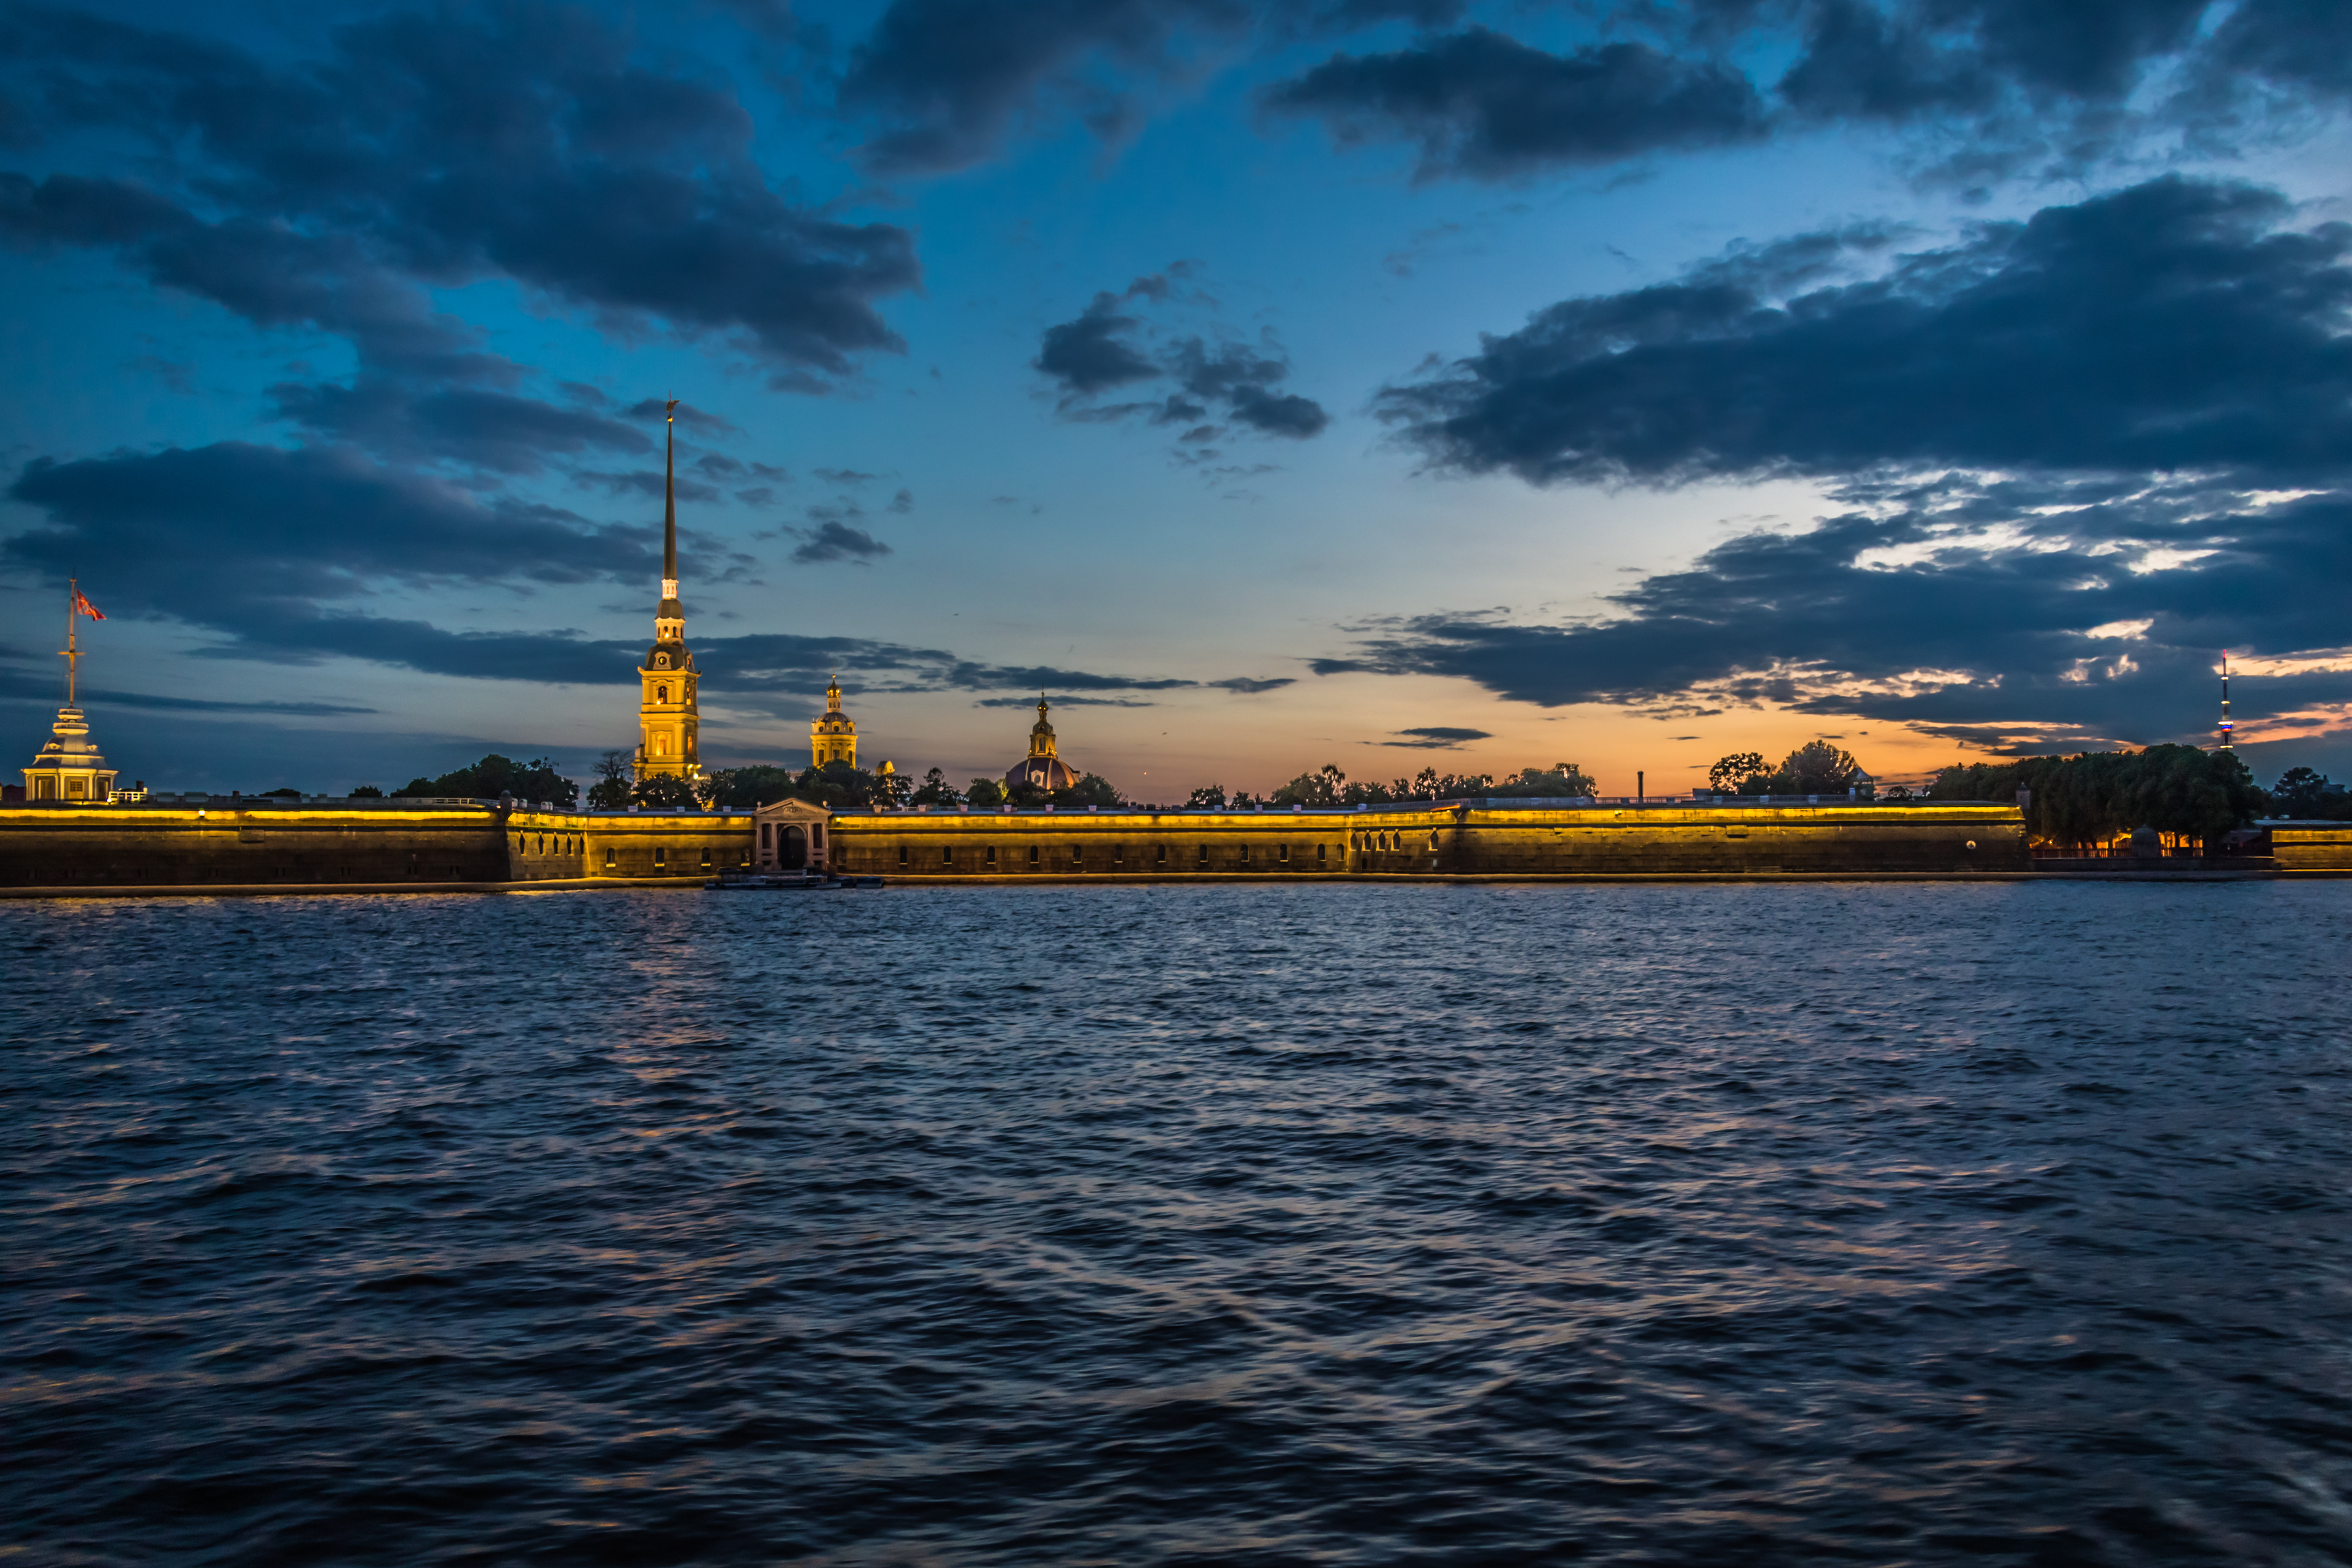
[635,398,698,784]
[662,398,679,592]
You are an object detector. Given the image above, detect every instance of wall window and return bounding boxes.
[1279,844,1289,863]
[700,848,712,870]
[517,833,526,851]
[761,823,772,848]
[1113,846,1124,866]
[1072,846,1084,867]
[986,846,997,865]
[813,825,824,848]
[1427,831,1439,851]
[1197,844,1208,866]
[1030,845,1040,865]
[537,835,545,854]
[899,845,910,866]
[654,848,667,868]
[1317,844,1327,864]
[1240,845,1251,864]
[940,845,952,864]
[656,685,669,704]
[1156,845,1166,864]
[605,848,616,869]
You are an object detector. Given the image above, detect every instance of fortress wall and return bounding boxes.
[1450,803,2031,875]
[2271,826,2352,871]
[505,808,753,882]
[0,799,2038,891]
[829,808,1358,879]
[0,803,755,892]
[826,801,2032,879]
[0,802,513,888]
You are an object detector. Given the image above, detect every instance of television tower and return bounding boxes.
[2218,651,2233,753]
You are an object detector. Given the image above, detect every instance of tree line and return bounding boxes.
[350,745,2349,849]
[1914,745,2269,852]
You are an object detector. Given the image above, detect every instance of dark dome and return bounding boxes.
[1006,756,1079,792]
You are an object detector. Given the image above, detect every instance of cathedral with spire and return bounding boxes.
[635,399,699,783]
[812,676,856,768]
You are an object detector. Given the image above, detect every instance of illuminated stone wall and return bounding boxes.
[2271,826,2352,871]
[825,801,2034,878]
[0,802,753,892]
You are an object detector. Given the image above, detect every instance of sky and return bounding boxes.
[2,0,2349,801]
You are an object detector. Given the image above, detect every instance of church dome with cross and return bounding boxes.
[1005,697,1080,793]
[812,675,857,768]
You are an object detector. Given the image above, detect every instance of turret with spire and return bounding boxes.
[22,580,119,803]
[634,399,700,783]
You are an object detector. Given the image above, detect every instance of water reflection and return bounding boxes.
[4,883,2350,1565]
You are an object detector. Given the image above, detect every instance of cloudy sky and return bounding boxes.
[3,0,2348,797]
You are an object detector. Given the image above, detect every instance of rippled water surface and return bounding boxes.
[7,882,2352,1566]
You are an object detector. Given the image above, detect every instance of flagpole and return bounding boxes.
[64,578,78,708]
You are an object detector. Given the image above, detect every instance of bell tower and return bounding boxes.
[810,674,858,769]
[635,399,699,782]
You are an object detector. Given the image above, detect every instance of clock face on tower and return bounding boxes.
[655,653,669,668]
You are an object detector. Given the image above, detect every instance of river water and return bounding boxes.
[6,882,2351,1566]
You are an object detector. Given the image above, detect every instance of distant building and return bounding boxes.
[1005,698,1080,793]
[812,676,857,769]
[635,399,700,783]
[23,582,117,804]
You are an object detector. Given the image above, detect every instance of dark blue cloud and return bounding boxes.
[5,441,654,673]
[269,379,652,474]
[1384,725,1492,747]
[0,3,921,398]
[840,0,1465,173]
[1036,277,1329,442]
[792,520,894,564]
[1382,177,2352,486]
[1335,176,2352,749]
[1264,26,1768,179]
[1036,292,1163,394]
[1318,480,2352,751]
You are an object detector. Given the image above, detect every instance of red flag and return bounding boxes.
[73,588,104,620]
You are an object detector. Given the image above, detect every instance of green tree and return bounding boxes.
[966,777,1006,809]
[1496,763,1597,797]
[1186,783,1228,809]
[911,767,963,807]
[2270,767,2352,819]
[1771,741,1861,794]
[394,753,579,807]
[349,783,385,798]
[1052,772,1123,809]
[703,765,802,808]
[1272,763,1348,807]
[633,773,698,809]
[1709,752,1766,793]
[587,749,633,810]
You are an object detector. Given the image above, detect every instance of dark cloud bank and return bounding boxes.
[1338,176,2352,753]
[1,441,1281,708]
[839,0,1468,173]
[1262,0,2352,182]
[0,2,918,483]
